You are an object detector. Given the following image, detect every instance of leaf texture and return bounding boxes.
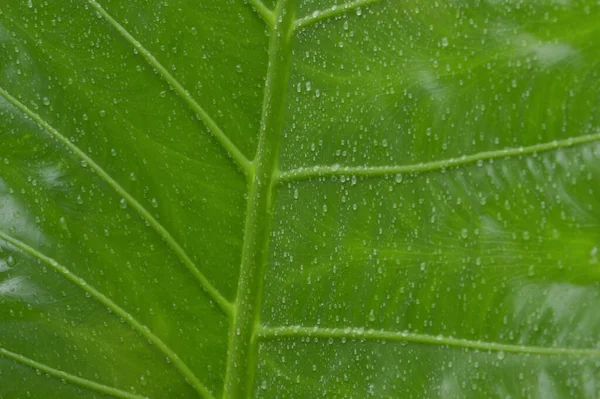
[0,0,599,398]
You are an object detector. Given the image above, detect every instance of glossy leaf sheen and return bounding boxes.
[0,0,599,398]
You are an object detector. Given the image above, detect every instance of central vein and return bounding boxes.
[223,0,295,397]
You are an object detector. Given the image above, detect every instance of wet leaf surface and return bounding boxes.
[0,0,599,398]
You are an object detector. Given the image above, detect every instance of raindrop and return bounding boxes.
[441,37,449,47]
[368,310,375,321]
[590,246,598,264]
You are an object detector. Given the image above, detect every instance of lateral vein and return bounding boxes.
[87,0,253,173]
[0,230,215,399]
[0,347,148,399]
[248,0,276,26]
[277,132,600,183]
[257,326,600,357]
[0,86,233,316]
[294,0,383,31]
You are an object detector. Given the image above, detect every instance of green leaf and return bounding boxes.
[1,0,599,398]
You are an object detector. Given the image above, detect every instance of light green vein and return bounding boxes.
[223,0,295,397]
[0,347,146,399]
[87,0,253,174]
[294,0,383,31]
[257,326,600,357]
[0,230,215,399]
[248,0,276,26]
[277,131,600,183]
[0,86,233,316]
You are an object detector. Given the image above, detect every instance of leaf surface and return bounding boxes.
[0,0,599,398]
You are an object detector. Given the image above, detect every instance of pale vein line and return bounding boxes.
[223,0,295,397]
[248,0,276,26]
[277,132,600,183]
[0,347,147,399]
[87,0,253,173]
[294,0,383,31]
[257,326,600,357]
[0,230,215,399]
[0,86,233,316]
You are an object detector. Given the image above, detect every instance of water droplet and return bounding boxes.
[441,37,449,47]
[589,246,598,264]
[368,310,375,321]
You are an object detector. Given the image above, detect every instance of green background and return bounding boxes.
[0,0,599,398]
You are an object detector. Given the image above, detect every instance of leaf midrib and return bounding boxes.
[223,1,296,397]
